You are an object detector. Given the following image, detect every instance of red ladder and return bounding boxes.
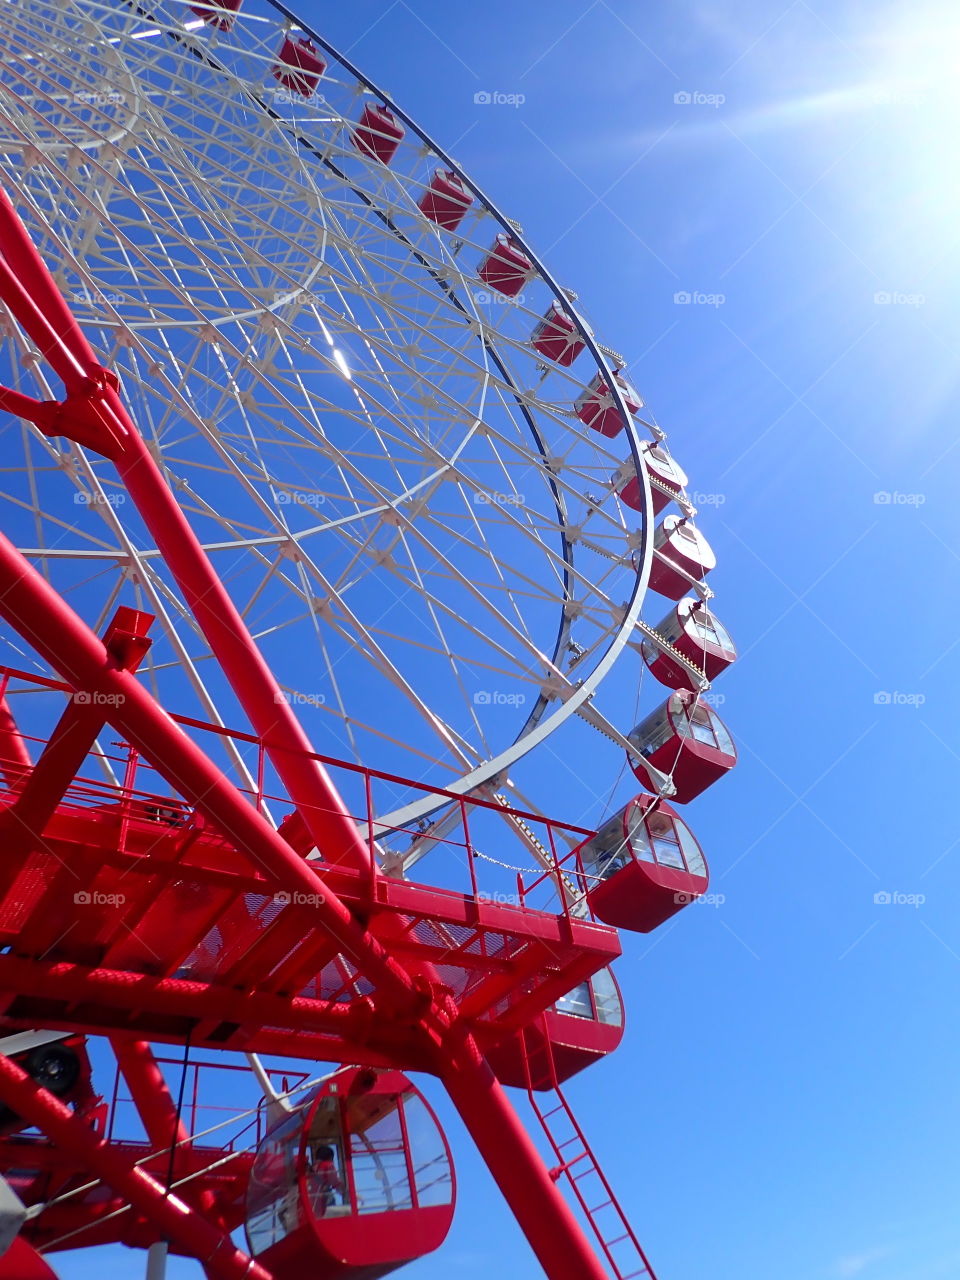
[522,1028,659,1280]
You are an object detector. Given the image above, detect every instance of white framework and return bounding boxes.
[0,0,706,839]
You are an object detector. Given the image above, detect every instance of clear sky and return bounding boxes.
[51,2,960,1279]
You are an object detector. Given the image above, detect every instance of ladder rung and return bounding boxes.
[588,1200,613,1214]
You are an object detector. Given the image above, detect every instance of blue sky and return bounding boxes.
[51,2,960,1279]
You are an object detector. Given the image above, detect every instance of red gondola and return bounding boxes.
[418,169,473,231]
[484,968,624,1090]
[530,300,586,366]
[618,443,688,514]
[580,794,708,931]
[190,0,241,29]
[272,37,326,98]
[574,368,642,438]
[649,515,716,599]
[627,689,736,803]
[246,1066,454,1280]
[352,103,405,164]
[642,597,737,690]
[477,234,533,298]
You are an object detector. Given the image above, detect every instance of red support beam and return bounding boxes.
[0,1053,270,1280]
[111,1038,220,1221]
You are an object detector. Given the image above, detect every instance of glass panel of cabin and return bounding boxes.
[402,1092,453,1208]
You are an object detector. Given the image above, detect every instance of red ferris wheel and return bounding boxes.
[0,3,739,1278]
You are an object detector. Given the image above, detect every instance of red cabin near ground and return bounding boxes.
[246,1066,454,1280]
[580,794,708,931]
[627,689,736,803]
[642,597,737,690]
[648,516,716,599]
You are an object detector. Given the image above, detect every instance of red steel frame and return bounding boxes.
[0,183,648,1280]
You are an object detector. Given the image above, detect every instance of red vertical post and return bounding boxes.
[439,1034,610,1280]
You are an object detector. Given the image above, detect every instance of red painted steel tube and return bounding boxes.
[0,692,30,785]
[0,529,427,1021]
[111,1039,218,1219]
[0,180,370,874]
[440,1032,610,1280]
[112,431,374,874]
[0,1053,270,1280]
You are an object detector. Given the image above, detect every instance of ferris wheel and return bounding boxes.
[0,3,742,1280]
[0,0,707,829]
